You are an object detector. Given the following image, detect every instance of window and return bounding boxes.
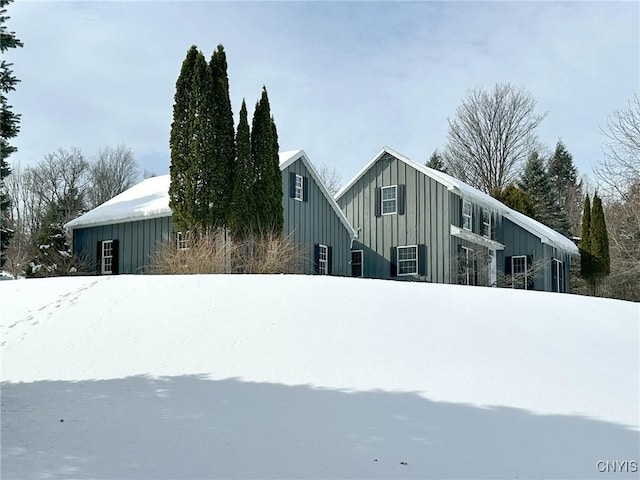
[101,240,113,275]
[397,245,418,276]
[460,245,475,285]
[552,258,564,293]
[463,200,472,231]
[512,255,528,289]
[176,231,189,251]
[482,210,492,238]
[294,174,303,201]
[318,244,328,275]
[381,185,397,215]
[350,250,363,277]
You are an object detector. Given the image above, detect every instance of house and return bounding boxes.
[336,147,579,292]
[65,150,356,276]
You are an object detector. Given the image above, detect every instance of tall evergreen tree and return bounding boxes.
[169,46,201,232]
[426,150,447,173]
[229,100,253,238]
[490,184,536,218]
[519,151,558,226]
[547,140,579,236]
[207,44,235,227]
[0,0,23,269]
[590,192,610,277]
[580,194,593,280]
[251,87,283,233]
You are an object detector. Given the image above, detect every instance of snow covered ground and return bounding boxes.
[1,275,638,479]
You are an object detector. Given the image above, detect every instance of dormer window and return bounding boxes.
[462,200,472,231]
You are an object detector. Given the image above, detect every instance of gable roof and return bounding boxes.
[66,150,357,240]
[279,149,357,238]
[336,146,579,255]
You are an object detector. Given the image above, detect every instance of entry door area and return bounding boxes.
[488,249,497,286]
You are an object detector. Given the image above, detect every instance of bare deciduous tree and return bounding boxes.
[316,164,342,197]
[87,145,139,208]
[444,83,546,194]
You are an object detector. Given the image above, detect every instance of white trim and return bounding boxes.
[101,240,114,275]
[318,244,328,275]
[462,200,472,231]
[450,225,505,250]
[294,174,304,201]
[350,249,364,277]
[336,146,578,255]
[488,249,497,287]
[381,185,397,215]
[552,257,564,293]
[397,244,418,276]
[511,255,528,290]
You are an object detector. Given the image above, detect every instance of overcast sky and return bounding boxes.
[4,1,639,188]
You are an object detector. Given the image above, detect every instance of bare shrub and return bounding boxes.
[149,229,231,275]
[234,231,304,274]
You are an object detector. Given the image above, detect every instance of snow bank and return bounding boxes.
[1,275,638,478]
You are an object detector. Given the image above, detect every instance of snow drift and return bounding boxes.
[1,275,638,479]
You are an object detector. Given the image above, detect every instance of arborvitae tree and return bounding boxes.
[580,194,593,280]
[208,44,235,227]
[229,100,253,238]
[490,184,536,218]
[251,87,283,233]
[590,192,610,277]
[169,46,201,232]
[547,140,579,237]
[426,150,447,173]
[1,0,23,269]
[519,151,558,226]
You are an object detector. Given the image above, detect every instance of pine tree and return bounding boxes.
[580,194,593,281]
[0,0,23,269]
[547,140,579,237]
[490,184,536,218]
[426,150,447,173]
[251,87,283,233]
[519,151,558,226]
[590,192,610,277]
[27,204,78,277]
[169,46,201,232]
[207,44,235,228]
[229,100,253,238]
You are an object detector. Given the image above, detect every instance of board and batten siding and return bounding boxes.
[337,152,451,282]
[72,216,173,274]
[281,158,352,276]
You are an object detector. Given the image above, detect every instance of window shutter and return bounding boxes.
[390,247,397,277]
[398,184,406,215]
[303,176,309,202]
[96,241,102,275]
[289,172,296,198]
[374,187,381,217]
[526,255,534,290]
[551,258,558,292]
[418,244,427,276]
[505,256,512,275]
[111,239,120,275]
[313,244,320,274]
[327,246,333,275]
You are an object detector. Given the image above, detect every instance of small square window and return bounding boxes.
[382,186,397,215]
[294,174,303,201]
[397,245,418,275]
[463,200,472,231]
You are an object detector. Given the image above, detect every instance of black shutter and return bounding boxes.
[289,172,296,198]
[303,176,309,202]
[111,239,120,275]
[398,184,406,215]
[374,187,381,217]
[505,256,512,275]
[526,255,534,290]
[96,241,102,275]
[327,246,333,275]
[313,244,320,274]
[418,244,427,276]
[551,258,558,292]
[390,247,397,277]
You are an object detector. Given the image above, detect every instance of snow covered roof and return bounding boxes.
[65,175,172,230]
[336,146,579,255]
[66,150,357,239]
